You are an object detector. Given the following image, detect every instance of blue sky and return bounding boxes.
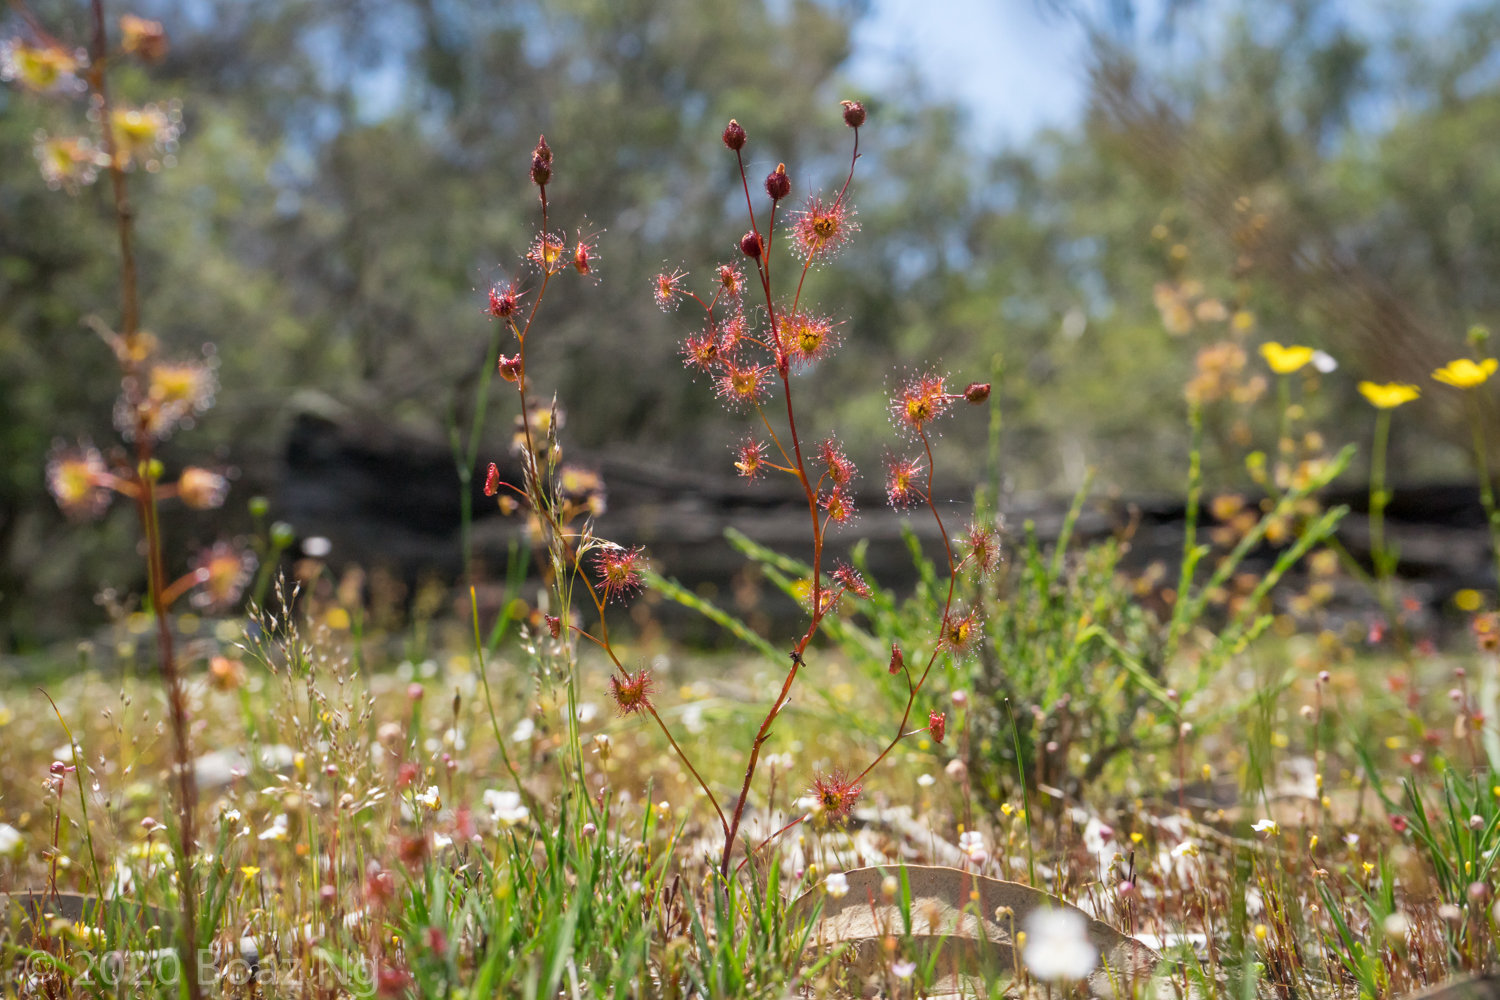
[848,0,1483,149]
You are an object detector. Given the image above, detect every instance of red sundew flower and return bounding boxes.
[484,463,501,496]
[718,311,748,355]
[717,264,745,298]
[888,644,904,675]
[886,456,925,508]
[818,438,856,486]
[790,194,858,260]
[178,466,228,510]
[941,607,983,654]
[190,541,257,612]
[497,354,523,382]
[488,281,522,319]
[892,372,954,436]
[832,563,871,599]
[734,438,768,479]
[47,443,112,520]
[786,312,837,369]
[398,834,429,869]
[810,769,862,822]
[594,544,646,603]
[572,235,598,276]
[929,710,947,743]
[653,268,687,311]
[376,967,412,998]
[529,232,567,274]
[609,667,655,716]
[396,762,419,789]
[681,329,722,373]
[715,361,773,410]
[821,487,855,524]
[967,523,1000,575]
[1390,814,1408,834]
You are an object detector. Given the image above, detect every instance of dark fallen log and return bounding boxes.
[277,412,1495,621]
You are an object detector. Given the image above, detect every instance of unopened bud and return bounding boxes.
[407,683,425,702]
[963,382,991,404]
[765,163,790,201]
[592,733,611,760]
[888,644,903,675]
[498,355,523,382]
[1471,881,1490,904]
[582,822,597,837]
[722,119,746,151]
[951,689,968,708]
[530,135,552,186]
[546,615,561,639]
[484,463,501,497]
[1117,879,1134,898]
[320,883,337,906]
[928,710,946,743]
[840,100,866,128]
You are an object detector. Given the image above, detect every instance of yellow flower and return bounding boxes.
[240,866,260,879]
[1260,342,1315,374]
[1433,357,1498,388]
[1358,382,1420,409]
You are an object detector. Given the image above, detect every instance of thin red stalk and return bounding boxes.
[647,705,728,833]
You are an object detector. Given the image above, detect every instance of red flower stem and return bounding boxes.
[854,430,959,784]
[754,404,796,470]
[646,704,728,833]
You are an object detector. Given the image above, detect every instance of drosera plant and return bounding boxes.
[9,1,231,992]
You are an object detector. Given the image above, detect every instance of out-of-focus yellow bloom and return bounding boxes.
[1,39,85,93]
[1433,357,1498,388]
[239,866,260,879]
[1358,382,1420,408]
[1260,342,1315,374]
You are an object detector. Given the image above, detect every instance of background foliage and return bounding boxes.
[6,0,1500,649]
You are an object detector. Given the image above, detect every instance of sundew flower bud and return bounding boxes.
[572,234,598,276]
[652,268,687,311]
[488,281,522,319]
[177,467,228,509]
[545,615,561,639]
[497,355,523,382]
[810,768,862,822]
[715,361,773,410]
[841,100,866,128]
[891,372,954,437]
[739,231,762,258]
[120,15,168,61]
[608,667,655,716]
[530,135,552,186]
[888,644,903,675]
[734,438,767,479]
[786,311,837,369]
[594,544,645,602]
[47,443,113,520]
[885,455,924,508]
[832,563,871,599]
[484,463,501,496]
[928,710,946,743]
[765,163,791,201]
[722,119,747,150]
[963,382,991,404]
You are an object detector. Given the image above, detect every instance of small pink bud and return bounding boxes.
[840,100,866,128]
[325,763,338,776]
[740,231,762,258]
[546,615,562,639]
[497,355,523,382]
[582,822,597,837]
[1098,824,1114,843]
[1390,814,1408,833]
[722,119,746,150]
[484,463,501,496]
[407,683,425,701]
[530,135,552,186]
[951,689,968,708]
[320,884,337,906]
[888,644,903,675]
[1117,880,1135,898]
[928,710,946,743]
[963,382,991,404]
[1471,881,1490,904]
[1318,670,1331,684]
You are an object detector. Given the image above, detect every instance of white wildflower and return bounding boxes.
[1023,907,1098,982]
[824,872,849,898]
[484,789,530,828]
[258,814,290,841]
